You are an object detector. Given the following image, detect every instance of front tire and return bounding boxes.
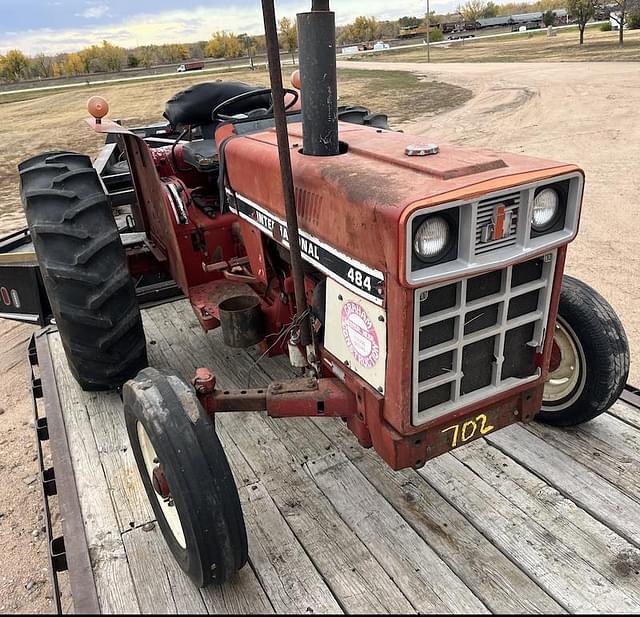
[537,275,629,426]
[123,367,248,587]
[19,151,146,390]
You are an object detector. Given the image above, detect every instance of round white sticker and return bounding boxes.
[341,301,380,369]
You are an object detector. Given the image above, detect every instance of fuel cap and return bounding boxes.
[405,143,439,156]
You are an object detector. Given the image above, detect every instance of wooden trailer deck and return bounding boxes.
[37,299,640,614]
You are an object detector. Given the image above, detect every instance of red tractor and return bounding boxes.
[14,0,628,588]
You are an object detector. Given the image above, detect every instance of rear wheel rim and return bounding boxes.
[542,317,586,411]
[137,421,187,549]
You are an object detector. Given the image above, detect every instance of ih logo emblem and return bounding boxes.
[480,204,514,243]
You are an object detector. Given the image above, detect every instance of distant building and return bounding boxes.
[609,12,628,30]
[476,9,568,30]
[476,16,511,28]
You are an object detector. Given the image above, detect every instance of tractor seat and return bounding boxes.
[164,81,272,129]
[181,140,218,173]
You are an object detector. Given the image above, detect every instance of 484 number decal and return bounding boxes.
[347,267,372,293]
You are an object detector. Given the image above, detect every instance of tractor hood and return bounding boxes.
[222,121,581,282]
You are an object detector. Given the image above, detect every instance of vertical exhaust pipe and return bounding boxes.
[297,1,340,156]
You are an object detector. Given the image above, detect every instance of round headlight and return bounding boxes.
[414,216,451,261]
[532,188,559,230]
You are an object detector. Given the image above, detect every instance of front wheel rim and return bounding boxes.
[136,421,187,549]
[542,317,587,411]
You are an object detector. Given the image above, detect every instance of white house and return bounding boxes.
[610,11,628,30]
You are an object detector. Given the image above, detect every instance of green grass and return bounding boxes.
[347,25,640,64]
[337,68,472,123]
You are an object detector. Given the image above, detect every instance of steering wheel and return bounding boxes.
[211,88,299,121]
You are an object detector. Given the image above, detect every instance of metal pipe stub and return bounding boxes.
[218,295,265,348]
[261,0,313,347]
[297,4,339,156]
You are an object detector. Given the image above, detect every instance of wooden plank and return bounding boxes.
[49,335,154,531]
[307,452,489,614]
[240,482,343,614]
[123,523,274,615]
[215,420,260,490]
[50,334,140,614]
[146,302,269,388]
[199,567,274,615]
[609,400,640,430]
[82,390,155,530]
[523,415,640,504]
[452,439,640,608]
[418,451,640,613]
[487,423,640,549]
[122,524,208,614]
[312,418,564,614]
[222,412,415,614]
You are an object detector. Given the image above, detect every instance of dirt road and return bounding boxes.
[339,60,639,385]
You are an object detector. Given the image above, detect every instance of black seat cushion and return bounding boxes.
[164,81,271,128]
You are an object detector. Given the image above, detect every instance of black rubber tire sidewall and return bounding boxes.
[124,368,247,587]
[537,275,629,426]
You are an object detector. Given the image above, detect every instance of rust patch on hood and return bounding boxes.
[319,160,409,207]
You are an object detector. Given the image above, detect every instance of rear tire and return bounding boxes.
[123,367,248,587]
[537,275,629,426]
[19,151,147,390]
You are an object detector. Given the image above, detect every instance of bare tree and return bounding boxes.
[568,0,595,44]
[608,0,634,45]
[458,0,487,22]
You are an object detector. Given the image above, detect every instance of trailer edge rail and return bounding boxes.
[30,330,101,614]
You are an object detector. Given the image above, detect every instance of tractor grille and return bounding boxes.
[412,251,557,426]
[474,192,520,256]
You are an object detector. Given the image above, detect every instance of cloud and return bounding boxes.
[76,2,111,19]
[1,0,456,55]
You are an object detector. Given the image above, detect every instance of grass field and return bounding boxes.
[349,27,640,63]
[0,67,471,233]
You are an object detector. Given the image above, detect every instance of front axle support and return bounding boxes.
[192,368,357,418]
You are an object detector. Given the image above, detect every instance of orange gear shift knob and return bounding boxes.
[290,70,301,90]
[87,96,109,123]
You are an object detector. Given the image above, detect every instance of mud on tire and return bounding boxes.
[19,151,147,390]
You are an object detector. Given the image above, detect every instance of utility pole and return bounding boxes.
[426,0,431,62]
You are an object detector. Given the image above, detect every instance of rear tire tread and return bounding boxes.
[20,150,147,390]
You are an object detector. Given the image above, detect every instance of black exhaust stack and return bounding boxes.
[297,1,339,156]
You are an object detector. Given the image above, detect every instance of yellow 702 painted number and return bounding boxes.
[441,414,496,449]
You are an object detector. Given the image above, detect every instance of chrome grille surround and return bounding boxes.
[405,172,583,287]
[411,251,557,426]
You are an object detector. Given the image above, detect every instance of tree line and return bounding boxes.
[0,19,299,83]
[1,2,639,83]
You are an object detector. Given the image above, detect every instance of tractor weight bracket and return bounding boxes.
[193,368,357,419]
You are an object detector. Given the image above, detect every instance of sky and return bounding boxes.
[0,0,460,55]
